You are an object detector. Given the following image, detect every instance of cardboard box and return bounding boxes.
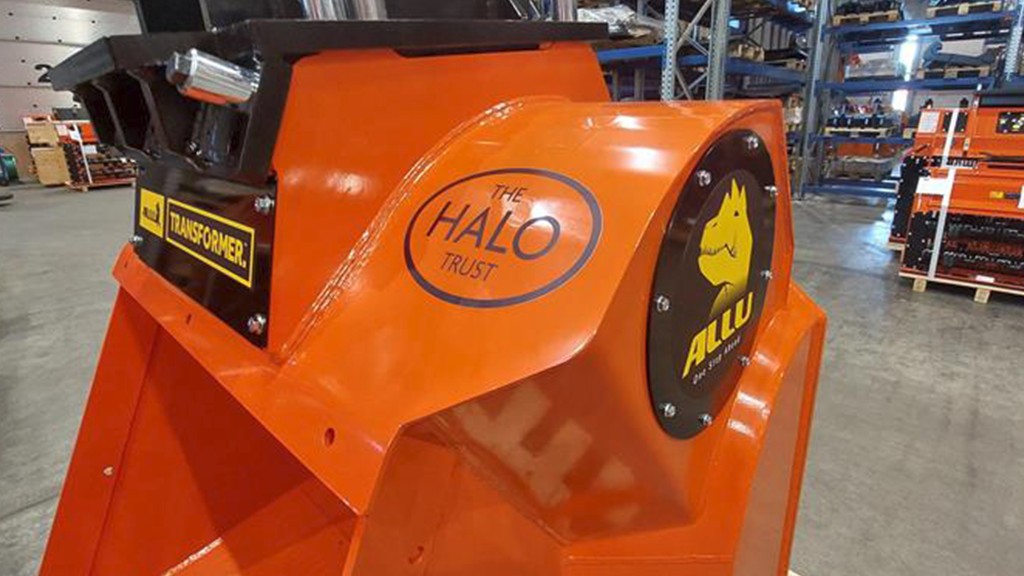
[25,121,60,146]
[31,147,70,186]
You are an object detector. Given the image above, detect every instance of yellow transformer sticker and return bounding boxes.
[138,188,166,237]
[165,198,256,288]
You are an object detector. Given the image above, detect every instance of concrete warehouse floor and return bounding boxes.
[1,184,1022,575]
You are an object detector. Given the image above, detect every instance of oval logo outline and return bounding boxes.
[403,168,603,308]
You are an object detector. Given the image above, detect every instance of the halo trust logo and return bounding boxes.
[403,168,602,308]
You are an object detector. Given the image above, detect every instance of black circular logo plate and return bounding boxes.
[647,130,777,439]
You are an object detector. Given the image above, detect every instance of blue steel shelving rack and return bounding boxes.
[796,3,1024,198]
[595,0,814,101]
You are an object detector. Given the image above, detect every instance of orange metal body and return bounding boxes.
[909,108,970,159]
[907,102,1024,223]
[41,42,825,576]
[901,103,1024,288]
[909,103,1024,163]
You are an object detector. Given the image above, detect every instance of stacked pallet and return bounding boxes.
[24,117,71,186]
[62,143,136,192]
[915,65,991,79]
[925,0,1002,18]
[22,116,136,191]
[728,41,765,62]
[832,9,899,25]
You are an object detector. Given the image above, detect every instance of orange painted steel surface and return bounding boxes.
[901,101,1024,289]
[41,41,825,576]
[909,108,970,159]
[269,44,609,352]
[906,103,1024,221]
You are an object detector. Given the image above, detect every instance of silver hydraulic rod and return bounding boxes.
[552,0,578,21]
[301,0,386,20]
[166,49,260,106]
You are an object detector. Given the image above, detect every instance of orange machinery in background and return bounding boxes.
[891,93,1024,294]
[43,14,825,576]
[889,106,969,247]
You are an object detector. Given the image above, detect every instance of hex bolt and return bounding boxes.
[129,234,144,247]
[254,195,275,215]
[745,135,760,151]
[660,402,678,419]
[766,185,778,199]
[654,294,671,313]
[698,413,713,428]
[739,355,751,367]
[761,269,774,280]
[696,170,712,187]
[247,313,267,336]
[102,466,114,477]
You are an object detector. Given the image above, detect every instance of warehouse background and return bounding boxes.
[0,0,138,176]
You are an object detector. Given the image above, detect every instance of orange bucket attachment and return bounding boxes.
[43,20,824,576]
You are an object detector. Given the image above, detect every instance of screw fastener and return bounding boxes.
[654,294,671,313]
[766,185,778,198]
[103,466,114,477]
[696,170,712,187]
[254,195,275,215]
[739,355,751,367]
[698,413,713,428]
[129,234,144,247]
[761,269,774,280]
[247,313,267,336]
[660,403,678,419]
[745,135,760,151]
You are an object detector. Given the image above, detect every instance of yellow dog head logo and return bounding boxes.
[698,180,753,317]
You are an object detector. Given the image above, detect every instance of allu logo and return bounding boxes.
[683,180,755,379]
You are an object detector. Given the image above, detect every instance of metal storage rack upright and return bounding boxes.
[595,0,815,105]
[797,1,1024,198]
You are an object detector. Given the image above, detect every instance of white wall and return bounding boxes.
[0,0,139,131]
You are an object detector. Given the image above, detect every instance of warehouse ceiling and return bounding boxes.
[0,0,139,131]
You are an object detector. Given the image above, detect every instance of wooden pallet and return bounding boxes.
[901,271,1024,304]
[926,0,1002,18]
[728,43,765,62]
[832,10,900,26]
[916,65,991,79]
[733,0,815,14]
[823,126,895,138]
[64,177,135,193]
[767,58,808,71]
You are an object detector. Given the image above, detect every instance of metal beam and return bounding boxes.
[796,0,830,198]
[660,0,680,100]
[1005,4,1024,81]
[706,0,731,100]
